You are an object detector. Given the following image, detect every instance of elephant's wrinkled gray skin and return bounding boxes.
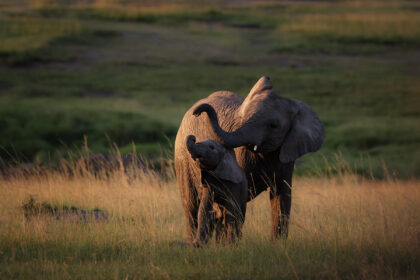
[175,76,324,241]
[186,135,248,247]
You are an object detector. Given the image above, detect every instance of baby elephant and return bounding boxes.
[186,135,248,246]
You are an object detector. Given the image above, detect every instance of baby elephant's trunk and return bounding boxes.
[186,135,199,159]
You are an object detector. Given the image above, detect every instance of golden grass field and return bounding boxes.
[0,164,419,279]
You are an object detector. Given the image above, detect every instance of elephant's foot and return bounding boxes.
[280,214,289,238]
[271,215,289,240]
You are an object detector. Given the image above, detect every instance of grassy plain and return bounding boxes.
[0,167,419,279]
[1,1,419,277]
[0,0,419,178]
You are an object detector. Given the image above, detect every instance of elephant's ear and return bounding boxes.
[279,99,324,163]
[213,150,243,184]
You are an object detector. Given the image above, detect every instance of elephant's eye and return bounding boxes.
[209,145,215,150]
[269,122,278,129]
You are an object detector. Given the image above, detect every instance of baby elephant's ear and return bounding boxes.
[213,150,243,184]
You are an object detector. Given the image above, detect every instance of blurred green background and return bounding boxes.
[0,0,419,178]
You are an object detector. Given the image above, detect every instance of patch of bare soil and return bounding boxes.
[371,49,420,76]
[39,30,167,72]
[256,55,309,69]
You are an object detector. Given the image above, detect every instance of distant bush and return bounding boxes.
[0,108,176,163]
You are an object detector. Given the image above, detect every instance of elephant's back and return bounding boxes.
[174,91,243,187]
[175,91,242,149]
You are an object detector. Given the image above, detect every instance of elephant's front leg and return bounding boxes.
[270,162,294,239]
[193,188,214,247]
[270,192,290,239]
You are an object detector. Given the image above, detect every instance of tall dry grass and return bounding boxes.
[0,163,418,279]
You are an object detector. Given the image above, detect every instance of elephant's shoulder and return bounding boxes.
[207,91,242,102]
[187,91,241,114]
[209,90,238,97]
[204,91,243,109]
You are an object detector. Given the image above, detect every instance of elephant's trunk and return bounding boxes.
[193,103,254,149]
[186,135,199,159]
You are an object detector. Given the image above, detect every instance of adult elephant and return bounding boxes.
[174,76,324,241]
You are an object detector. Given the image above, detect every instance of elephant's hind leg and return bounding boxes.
[180,186,199,241]
[176,162,199,242]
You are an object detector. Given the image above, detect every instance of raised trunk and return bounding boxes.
[193,103,254,148]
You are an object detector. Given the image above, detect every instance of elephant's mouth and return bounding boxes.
[192,154,202,160]
[192,156,215,170]
[193,156,205,166]
[246,144,260,153]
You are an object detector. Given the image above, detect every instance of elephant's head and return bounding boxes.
[186,135,243,184]
[193,76,324,163]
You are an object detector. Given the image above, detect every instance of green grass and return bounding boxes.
[0,17,82,52]
[0,0,419,178]
[0,105,176,163]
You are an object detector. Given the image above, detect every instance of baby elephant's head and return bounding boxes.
[186,135,244,184]
[186,135,224,170]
